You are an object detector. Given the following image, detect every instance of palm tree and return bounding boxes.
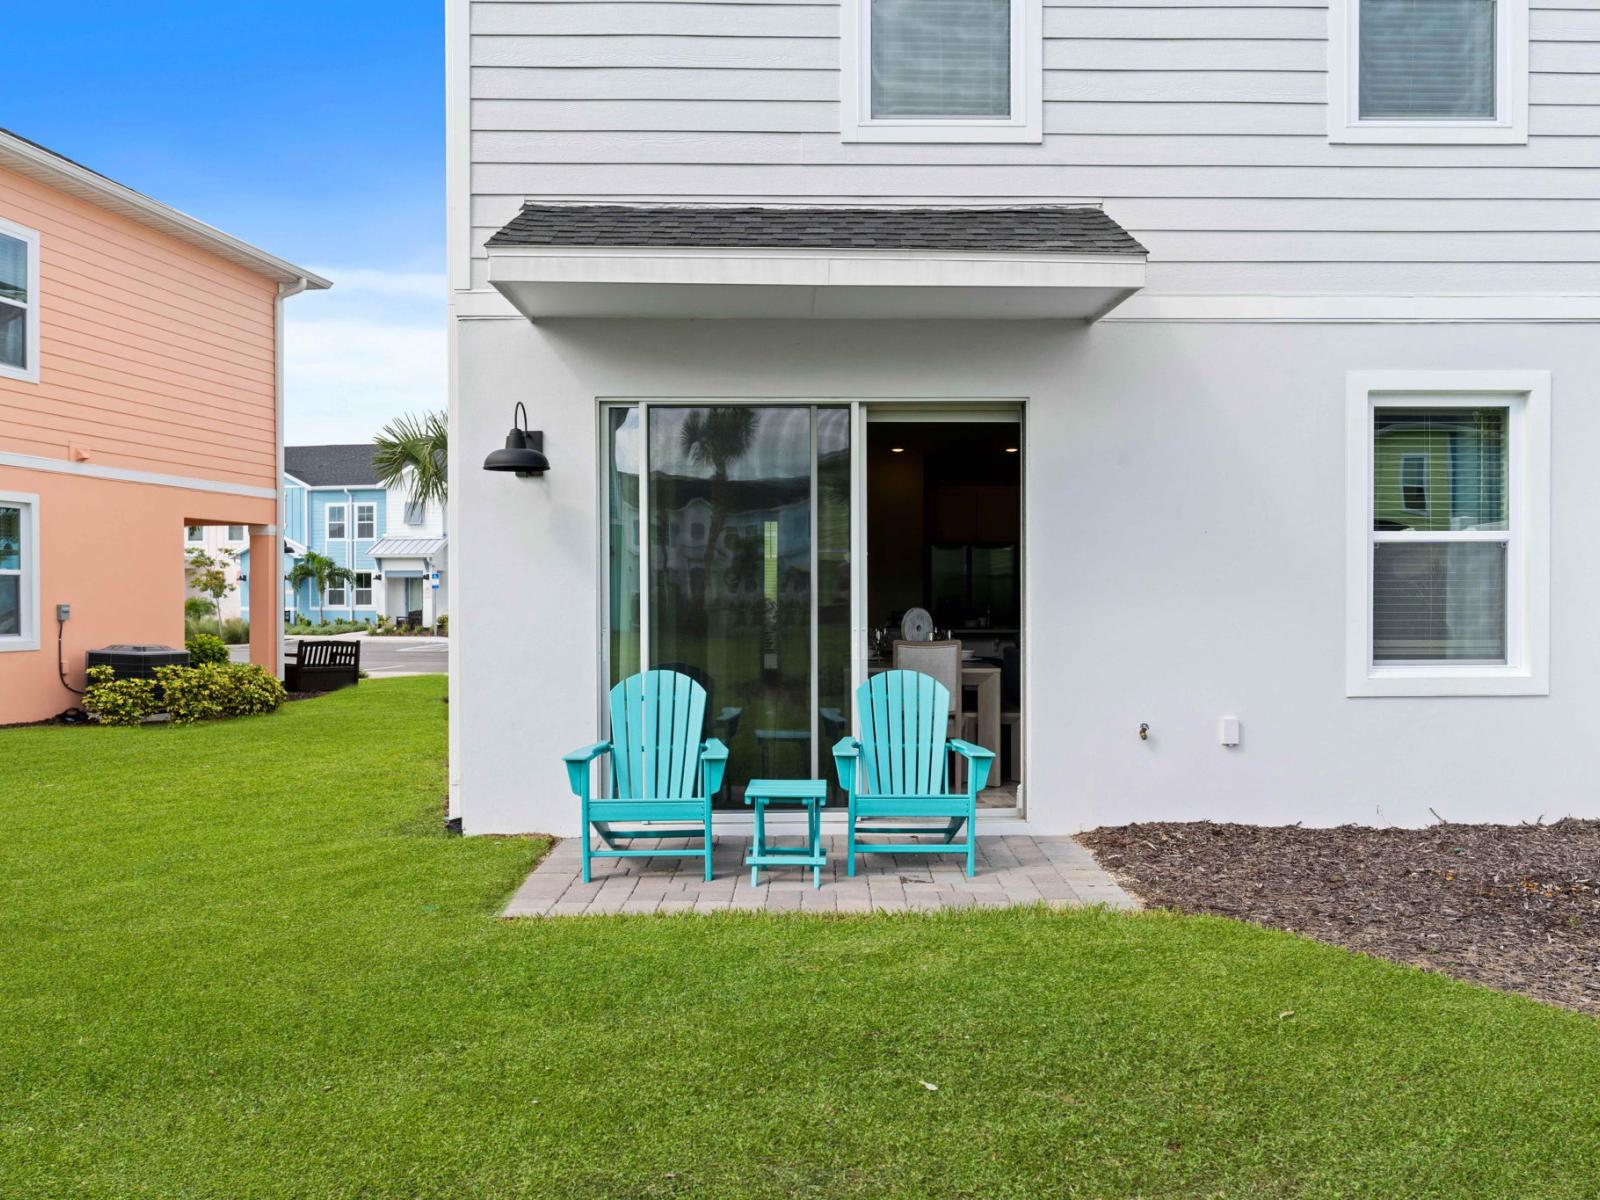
[373,411,447,512]
[286,551,355,624]
[677,407,756,608]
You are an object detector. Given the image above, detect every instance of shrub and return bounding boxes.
[435,615,448,635]
[153,663,286,724]
[184,615,221,641]
[84,665,158,726]
[184,597,213,621]
[185,632,229,666]
[220,617,250,645]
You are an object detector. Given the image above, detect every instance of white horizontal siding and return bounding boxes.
[466,0,1600,295]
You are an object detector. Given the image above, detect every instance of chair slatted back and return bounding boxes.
[855,670,949,797]
[608,670,709,800]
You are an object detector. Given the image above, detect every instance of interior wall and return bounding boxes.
[866,439,924,623]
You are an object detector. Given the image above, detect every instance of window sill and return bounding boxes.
[0,636,41,653]
[1329,121,1528,146]
[842,121,1042,145]
[1347,667,1548,698]
[0,361,39,385]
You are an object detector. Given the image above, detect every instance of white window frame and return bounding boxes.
[1397,452,1430,516]
[1328,0,1529,144]
[1345,370,1550,697]
[227,525,245,543]
[185,525,204,544]
[404,499,424,526]
[353,571,373,608]
[326,578,347,608]
[840,0,1043,143]
[0,216,41,385]
[325,504,347,542]
[0,491,40,652]
[354,502,377,540]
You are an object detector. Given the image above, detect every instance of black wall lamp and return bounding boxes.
[483,401,549,477]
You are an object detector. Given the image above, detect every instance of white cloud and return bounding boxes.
[282,267,446,443]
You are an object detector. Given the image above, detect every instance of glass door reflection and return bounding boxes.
[605,404,850,807]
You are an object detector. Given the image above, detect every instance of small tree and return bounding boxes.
[185,546,238,628]
[286,551,355,624]
[374,411,448,633]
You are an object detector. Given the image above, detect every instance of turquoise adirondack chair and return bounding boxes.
[832,670,995,877]
[563,670,730,883]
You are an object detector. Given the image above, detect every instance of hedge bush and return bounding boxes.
[84,663,286,726]
[153,664,286,724]
[83,666,159,726]
[185,632,229,666]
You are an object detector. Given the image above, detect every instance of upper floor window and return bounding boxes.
[1330,0,1528,142]
[326,504,347,541]
[404,499,424,526]
[0,218,40,384]
[227,525,245,542]
[185,525,204,544]
[0,493,40,652]
[1346,371,1549,696]
[355,503,377,540]
[841,0,1042,143]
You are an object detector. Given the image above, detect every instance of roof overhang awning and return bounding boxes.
[369,536,447,560]
[485,205,1146,321]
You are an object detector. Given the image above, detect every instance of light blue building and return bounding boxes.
[241,444,448,627]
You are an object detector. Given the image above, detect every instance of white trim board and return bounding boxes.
[0,451,278,500]
[454,288,1600,325]
[1107,294,1600,324]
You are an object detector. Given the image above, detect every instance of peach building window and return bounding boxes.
[0,494,40,652]
[0,216,40,384]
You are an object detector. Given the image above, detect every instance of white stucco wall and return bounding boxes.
[453,314,1599,836]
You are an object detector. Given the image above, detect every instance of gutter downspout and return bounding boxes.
[275,277,310,677]
[344,486,356,622]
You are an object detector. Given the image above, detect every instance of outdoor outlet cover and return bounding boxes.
[1219,718,1241,747]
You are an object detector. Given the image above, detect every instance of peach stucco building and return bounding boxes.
[0,128,328,725]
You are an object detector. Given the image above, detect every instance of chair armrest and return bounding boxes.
[948,739,996,794]
[562,741,611,798]
[700,737,730,797]
[831,737,861,794]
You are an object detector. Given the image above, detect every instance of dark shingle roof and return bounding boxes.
[285,444,380,487]
[486,204,1146,256]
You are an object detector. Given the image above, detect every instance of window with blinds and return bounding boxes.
[870,0,1013,119]
[1371,407,1510,663]
[1358,0,1497,120]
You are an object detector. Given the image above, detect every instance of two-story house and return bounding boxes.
[239,443,449,627]
[447,0,1596,835]
[0,127,326,725]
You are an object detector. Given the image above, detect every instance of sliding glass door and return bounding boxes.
[604,404,850,805]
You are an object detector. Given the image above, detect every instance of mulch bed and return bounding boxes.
[1079,820,1600,1014]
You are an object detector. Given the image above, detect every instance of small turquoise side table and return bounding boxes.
[744,779,828,888]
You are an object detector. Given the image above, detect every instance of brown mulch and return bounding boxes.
[1078,820,1600,1014]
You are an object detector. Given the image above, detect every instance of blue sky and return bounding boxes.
[7,3,445,443]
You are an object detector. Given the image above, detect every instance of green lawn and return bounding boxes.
[3,678,1597,1198]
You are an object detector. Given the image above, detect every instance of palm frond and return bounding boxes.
[373,411,448,509]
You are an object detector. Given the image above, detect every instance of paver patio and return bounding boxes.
[503,833,1139,916]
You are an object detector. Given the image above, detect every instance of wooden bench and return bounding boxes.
[283,639,360,693]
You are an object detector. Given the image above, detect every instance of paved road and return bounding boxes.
[228,636,448,677]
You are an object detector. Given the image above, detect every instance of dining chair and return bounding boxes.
[892,639,977,785]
